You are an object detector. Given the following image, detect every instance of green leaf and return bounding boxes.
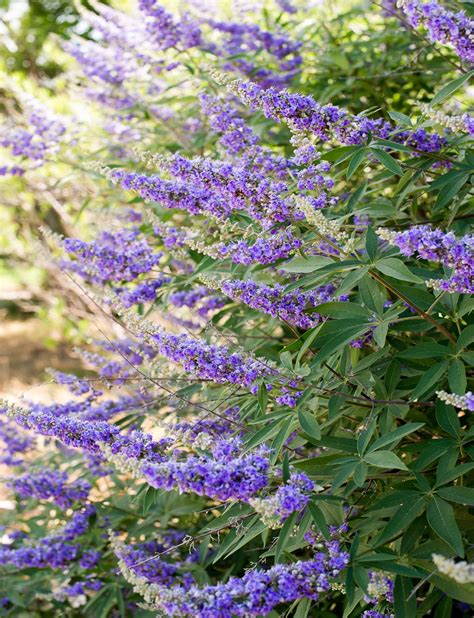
[365,226,379,261]
[388,111,412,126]
[311,324,369,366]
[364,450,408,470]
[298,408,321,440]
[258,382,268,413]
[244,421,281,451]
[457,325,474,351]
[347,148,367,179]
[308,501,330,540]
[313,301,371,319]
[368,423,424,453]
[375,498,426,546]
[371,148,403,176]
[394,575,416,618]
[280,255,334,273]
[435,399,461,438]
[448,359,466,395]
[437,486,474,506]
[427,497,464,556]
[353,461,368,487]
[412,361,449,401]
[373,322,389,347]
[430,71,474,106]
[270,417,294,464]
[275,511,298,563]
[376,258,423,283]
[347,181,367,210]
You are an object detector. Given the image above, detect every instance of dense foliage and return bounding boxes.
[0,0,473,616]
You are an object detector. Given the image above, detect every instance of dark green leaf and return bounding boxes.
[427,497,464,556]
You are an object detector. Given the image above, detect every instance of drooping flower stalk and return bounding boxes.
[114,536,349,617]
[201,275,336,329]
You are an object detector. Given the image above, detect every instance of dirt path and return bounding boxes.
[0,319,81,401]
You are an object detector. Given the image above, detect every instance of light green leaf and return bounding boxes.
[364,450,408,470]
[376,258,423,283]
[298,408,321,440]
[430,71,474,106]
[371,148,403,176]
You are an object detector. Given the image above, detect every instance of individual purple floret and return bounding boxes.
[7,469,91,509]
[398,0,474,63]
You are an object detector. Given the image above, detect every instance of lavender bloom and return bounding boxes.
[63,229,162,284]
[0,418,35,465]
[365,571,395,604]
[0,506,95,570]
[115,540,184,586]
[200,93,259,155]
[79,550,101,569]
[142,439,269,501]
[7,469,91,509]
[149,327,276,389]
[397,0,474,63]
[209,19,302,87]
[118,540,349,616]
[378,225,474,294]
[168,286,225,318]
[250,472,314,527]
[0,99,66,170]
[231,79,446,152]
[213,228,303,264]
[139,0,202,50]
[276,0,297,13]
[164,154,296,226]
[115,275,172,307]
[437,390,474,412]
[215,278,335,329]
[110,169,233,219]
[362,612,395,618]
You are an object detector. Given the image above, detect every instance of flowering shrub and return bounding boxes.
[0,0,473,616]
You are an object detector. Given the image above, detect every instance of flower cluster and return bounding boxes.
[0,96,67,173]
[117,539,349,616]
[397,0,474,63]
[203,275,336,329]
[62,229,162,284]
[378,225,473,294]
[365,571,395,604]
[250,472,314,528]
[432,553,474,584]
[6,469,91,509]
[0,505,95,570]
[436,390,474,412]
[142,439,269,502]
